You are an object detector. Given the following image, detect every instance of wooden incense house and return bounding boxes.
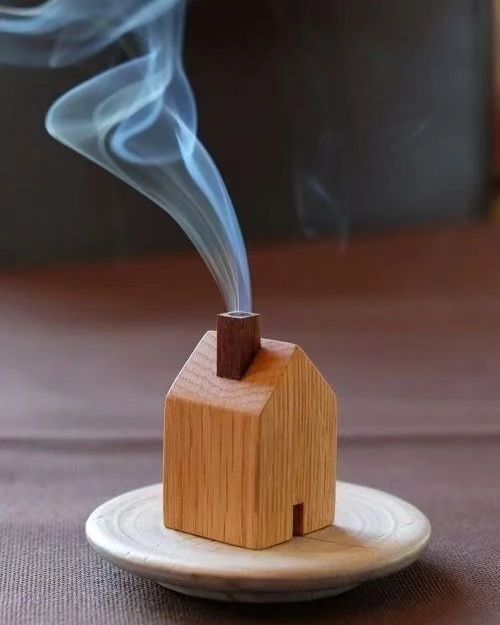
[163,312,337,549]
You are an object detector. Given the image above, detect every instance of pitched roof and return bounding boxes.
[168,330,302,415]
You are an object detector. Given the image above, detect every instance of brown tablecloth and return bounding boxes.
[1,225,499,624]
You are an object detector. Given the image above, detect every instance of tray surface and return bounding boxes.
[86,481,431,602]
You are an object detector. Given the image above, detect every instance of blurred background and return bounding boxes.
[1,2,499,624]
[0,0,493,264]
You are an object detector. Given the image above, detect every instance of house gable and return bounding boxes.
[256,347,337,545]
[167,330,298,415]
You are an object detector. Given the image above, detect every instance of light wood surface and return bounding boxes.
[86,481,431,602]
[164,331,337,549]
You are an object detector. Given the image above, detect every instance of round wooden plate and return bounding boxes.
[86,481,430,603]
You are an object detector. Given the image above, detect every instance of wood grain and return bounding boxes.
[216,312,261,380]
[164,331,337,549]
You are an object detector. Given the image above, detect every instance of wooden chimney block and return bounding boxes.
[163,316,337,550]
[216,312,261,380]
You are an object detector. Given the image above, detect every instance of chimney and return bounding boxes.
[216,312,261,380]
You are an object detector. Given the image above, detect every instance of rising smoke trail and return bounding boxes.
[0,0,252,311]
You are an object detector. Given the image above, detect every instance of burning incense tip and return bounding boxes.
[217,312,261,380]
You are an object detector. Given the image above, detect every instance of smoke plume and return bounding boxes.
[0,0,252,311]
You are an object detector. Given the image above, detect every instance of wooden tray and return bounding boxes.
[86,481,431,603]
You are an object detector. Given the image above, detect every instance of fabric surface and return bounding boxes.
[1,224,499,624]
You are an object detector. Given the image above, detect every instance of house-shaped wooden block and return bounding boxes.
[163,314,337,549]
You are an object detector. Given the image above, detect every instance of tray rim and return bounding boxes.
[86,481,431,597]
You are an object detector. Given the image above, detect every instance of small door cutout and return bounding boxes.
[292,502,304,536]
